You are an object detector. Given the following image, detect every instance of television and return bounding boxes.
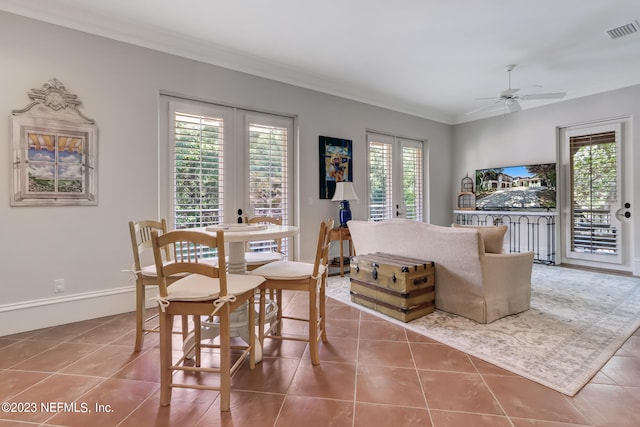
[475,163,556,211]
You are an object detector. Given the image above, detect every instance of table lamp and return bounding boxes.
[332,181,359,227]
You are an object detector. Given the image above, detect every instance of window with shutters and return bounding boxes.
[247,117,289,255]
[401,142,423,221]
[368,138,393,221]
[173,112,224,229]
[164,97,293,259]
[569,131,618,255]
[367,132,424,221]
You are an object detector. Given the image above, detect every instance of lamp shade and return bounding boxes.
[331,181,359,201]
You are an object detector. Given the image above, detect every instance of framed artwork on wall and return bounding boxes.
[319,135,352,199]
[10,78,98,207]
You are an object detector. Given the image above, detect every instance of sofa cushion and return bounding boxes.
[451,224,508,253]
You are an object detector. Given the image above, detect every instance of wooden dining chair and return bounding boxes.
[151,229,265,411]
[128,219,221,351]
[244,216,285,271]
[129,219,189,351]
[249,219,334,365]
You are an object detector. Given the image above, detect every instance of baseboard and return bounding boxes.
[0,286,137,337]
[633,258,640,277]
[558,262,634,277]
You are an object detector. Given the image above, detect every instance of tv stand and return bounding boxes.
[454,210,557,265]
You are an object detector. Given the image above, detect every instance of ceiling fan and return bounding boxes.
[468,64,566,115]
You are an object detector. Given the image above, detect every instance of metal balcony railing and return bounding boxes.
[455,211,557,265]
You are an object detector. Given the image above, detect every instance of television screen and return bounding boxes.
[475,163,556,210]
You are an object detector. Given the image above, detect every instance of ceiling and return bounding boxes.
[2,0,640,124]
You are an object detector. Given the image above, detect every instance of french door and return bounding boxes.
[366,132,424,221]
[161,97,294,255]
[559,118,631,271]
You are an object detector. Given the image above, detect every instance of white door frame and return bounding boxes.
[558,117,632,272]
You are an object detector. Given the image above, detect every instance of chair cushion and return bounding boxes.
[451,224,508,254]
[161,273,265,302]
[249,260,326,280]
[141,258,220,277]
[245,251,284,265]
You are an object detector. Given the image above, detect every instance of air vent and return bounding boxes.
[607,20,640,39]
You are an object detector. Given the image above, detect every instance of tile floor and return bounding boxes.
[1,290,639,427]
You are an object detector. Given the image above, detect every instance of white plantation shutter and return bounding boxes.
[248,122,288,221]
[367,135,394,221]
[569,131,618,255]
[172,111,225,229]
[247,116,290,255]
[401,141,423,221]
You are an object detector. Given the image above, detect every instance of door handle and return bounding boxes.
[615,203,631,220]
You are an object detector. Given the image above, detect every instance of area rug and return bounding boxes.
[325,264,640,396]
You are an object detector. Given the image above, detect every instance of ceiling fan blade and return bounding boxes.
[470,64,566,116]
[519,92,566,100]
[507,100,522,113]
[500,88,520,97]
[467,100,502,115]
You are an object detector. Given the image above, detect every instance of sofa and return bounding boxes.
[346,219,534,323]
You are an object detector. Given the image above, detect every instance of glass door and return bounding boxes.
[366,132,424,221]
[162,97,294,257]
[560,119,631,270]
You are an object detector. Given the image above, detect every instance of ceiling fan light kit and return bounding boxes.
[468,64,566,116]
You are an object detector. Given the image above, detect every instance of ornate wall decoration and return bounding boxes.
[10,78,98,206]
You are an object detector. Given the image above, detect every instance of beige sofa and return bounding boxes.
[347,219,534,323]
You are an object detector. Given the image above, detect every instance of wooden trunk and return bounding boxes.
[349,253,435,322]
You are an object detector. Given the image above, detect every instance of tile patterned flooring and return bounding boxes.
[1,290,639,427]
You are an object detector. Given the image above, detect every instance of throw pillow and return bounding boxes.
[451,224,508,254]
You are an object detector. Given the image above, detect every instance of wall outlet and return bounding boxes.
[54,279,65,293]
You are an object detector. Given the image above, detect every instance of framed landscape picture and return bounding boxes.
[10,78,98,206]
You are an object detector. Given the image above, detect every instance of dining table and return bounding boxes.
[202,223,300,274]
[183,222,300,361]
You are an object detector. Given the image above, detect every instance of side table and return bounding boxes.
[328,227,353,277]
